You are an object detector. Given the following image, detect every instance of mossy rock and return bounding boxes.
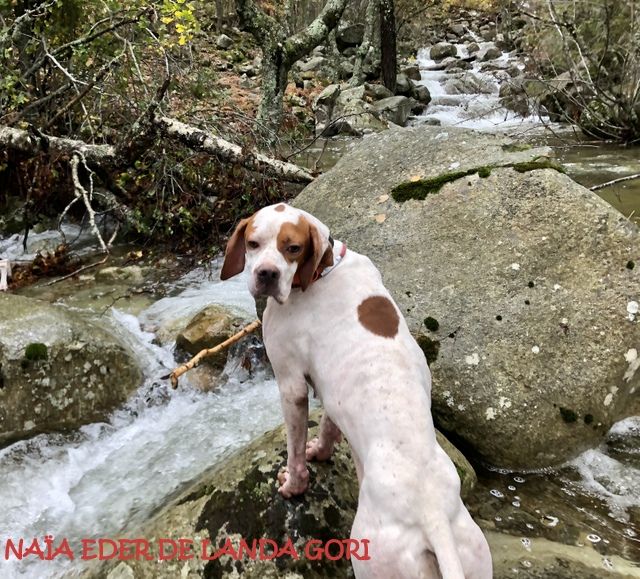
[97,411,477,578]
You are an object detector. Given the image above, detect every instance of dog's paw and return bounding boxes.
[277,466,309,498]
[305,437,334,462]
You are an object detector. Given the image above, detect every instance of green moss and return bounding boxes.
[501,143,532,152]
[626,260,635,270]
[559,407,578,423]
[416,335,440,365]
[511,159,565,174]
[24,343,48,361]
[424,316,440,332]
[391,170,472,201]
[391,158,565,202]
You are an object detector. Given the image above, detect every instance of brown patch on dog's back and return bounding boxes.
[358,296,399,338]
[275,204,286,212]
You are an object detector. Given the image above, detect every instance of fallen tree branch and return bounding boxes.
[153,115,314,183]
[167,319,262,389]
[70,152,108,252]
[0,124,115,165]
[590,172,640,191]
[0,117,314,183]
[45,255,109,286]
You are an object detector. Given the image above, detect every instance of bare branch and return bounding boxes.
[235,0,279,46]
[590,173,640,191]
[284,0,350,63]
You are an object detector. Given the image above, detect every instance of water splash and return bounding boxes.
[0,272,280,578]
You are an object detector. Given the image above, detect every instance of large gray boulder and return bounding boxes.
[326,86,388,135]
[0,294,141,445]
[430,42,458,61]
[336,23,364,51]
[445,72,494,95]
[96,412,476,578]
[371,95,416,126]
[293,126,640,470]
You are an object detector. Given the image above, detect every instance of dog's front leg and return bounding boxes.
[277,380,310,498]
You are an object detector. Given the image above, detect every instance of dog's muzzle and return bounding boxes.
[252,266,282,299]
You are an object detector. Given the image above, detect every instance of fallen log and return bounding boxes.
[0,117,314,183]
[152,115,314,183]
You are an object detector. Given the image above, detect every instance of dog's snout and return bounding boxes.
[257,267,280,282]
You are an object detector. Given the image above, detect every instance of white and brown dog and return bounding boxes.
[221,203,492,579]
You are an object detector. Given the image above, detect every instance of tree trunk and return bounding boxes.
[215,0,224,32]
[350,0,379,87]
[379,0,397,93]
[256,44,290,142]
[236,0,349,142]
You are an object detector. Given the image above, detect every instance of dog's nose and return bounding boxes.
[257,267,280,282]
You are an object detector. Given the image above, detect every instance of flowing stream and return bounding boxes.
[0,255,285,578]
[0,43,639,578]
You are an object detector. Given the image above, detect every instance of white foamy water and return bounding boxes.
[0,224,99,263]
[414,44,544,132]
[568,417,640,521]
[0,268,282,578]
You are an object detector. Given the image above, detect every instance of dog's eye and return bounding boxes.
[247,240,260,250]
[288,245,301,254]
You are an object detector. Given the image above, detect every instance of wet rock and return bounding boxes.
[363,82,393,101]
[372,96,416,126]
[445,59,473,71]
[477,45,502,61]
[336,23,364,51]
[411,84,431,107]
[215,33,233,49]
[293,126,640,469]
[96,412,477,578]
[326,86,388,135]
[395,72,414,96]
[449,23,466,37]
[467,42,480,54]
[430,42,458,61]
[336,60,353,79]
[480,27,496,42]
[402,65,421,81]
[95,265,145,284]
[0,294,141,445]
[488,532,640,578]
[296,56,327,73]
[499,79,531,116]
[444,72,494,95]
[175,304,246,369]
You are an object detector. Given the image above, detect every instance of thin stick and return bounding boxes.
[590,172,640,191]
[45,255,109,286]
[168,319,262,389]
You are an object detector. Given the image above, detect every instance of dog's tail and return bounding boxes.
[423,515,466,579]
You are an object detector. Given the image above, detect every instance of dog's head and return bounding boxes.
[220,203,333,303]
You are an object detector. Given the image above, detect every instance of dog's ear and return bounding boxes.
[298,223,333,291]
[221,218,250,280]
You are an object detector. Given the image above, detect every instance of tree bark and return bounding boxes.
[350,0,379,87]
[379,0,397,93]
[236,0,349,140]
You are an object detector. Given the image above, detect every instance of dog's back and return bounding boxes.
[264,247,492,579]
